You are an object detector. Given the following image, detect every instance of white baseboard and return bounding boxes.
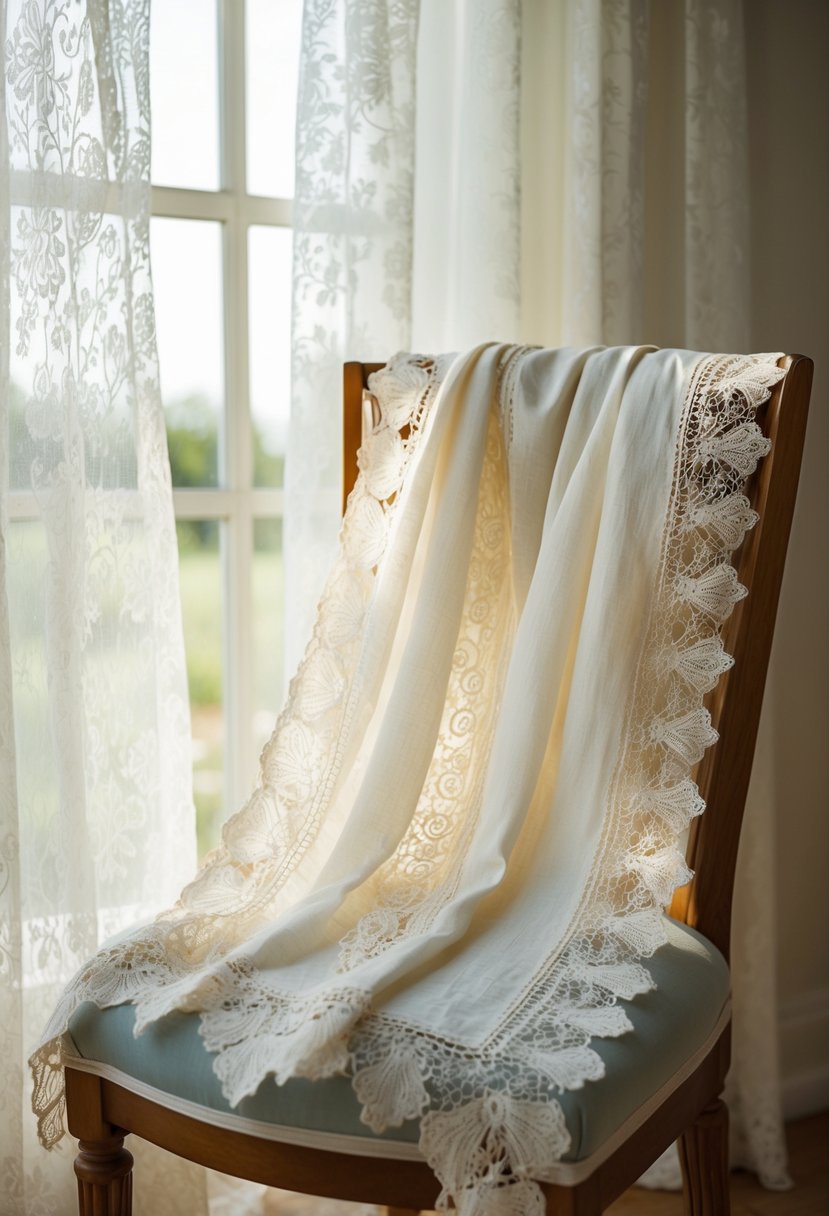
[780,985,829,1120]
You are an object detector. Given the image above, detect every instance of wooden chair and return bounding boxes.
[64,354,812,1216]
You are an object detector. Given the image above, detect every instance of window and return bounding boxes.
[151,0,302,855]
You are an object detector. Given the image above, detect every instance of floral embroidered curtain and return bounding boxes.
[0,1,206,1210]
[285,0,522,668]
[1,0,790,1211]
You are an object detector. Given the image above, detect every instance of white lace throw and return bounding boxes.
[32,345,783,1215]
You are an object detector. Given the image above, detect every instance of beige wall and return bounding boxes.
[745,0,829,1112]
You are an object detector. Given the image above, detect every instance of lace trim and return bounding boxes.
[165,353,449,951]
[337,404,514,971]
[31,350,784,1216]
[197,965,372,1103]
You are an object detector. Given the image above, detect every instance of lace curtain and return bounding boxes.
[286,0,789,1193]
[0,0,208,1211]
[286,0,522,660]
[0,0,788,1212]
[285,0,421,669]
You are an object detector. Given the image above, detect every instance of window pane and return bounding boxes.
[177,520,225,857]
[253,518,284,761]
[152,218,224,487]
[151,0,219,190]
[249,226,292,486]
[246,0,302,198]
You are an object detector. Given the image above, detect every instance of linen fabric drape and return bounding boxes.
[0,1,206,1211]
[287,0,789,1191]
[34,343,783,1216]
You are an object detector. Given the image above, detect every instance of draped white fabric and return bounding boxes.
[34,344,783,1216]
[286,0,789,1194]
[0,1,207,1211]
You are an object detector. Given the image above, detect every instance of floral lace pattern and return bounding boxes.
[338,408,513,971]
[285,0,421,669]
[30,347,783,1216]
[3,0,203,1211]
[159,356,448,960]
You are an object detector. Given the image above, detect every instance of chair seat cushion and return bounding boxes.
[66,918,728,1164]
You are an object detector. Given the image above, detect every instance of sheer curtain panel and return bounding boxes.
[1,1,207,1211]
[286,0,421,670]
[286,0,523,662]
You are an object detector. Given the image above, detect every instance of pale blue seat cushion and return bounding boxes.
[67,918,729,1162]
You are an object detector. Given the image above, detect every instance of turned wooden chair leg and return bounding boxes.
[74,1132,133,1216]
[65,1067,133,1216]
[678,1097,730,1215]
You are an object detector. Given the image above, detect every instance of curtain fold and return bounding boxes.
[411,0,522,352]
[286,0,421,671]
[286,0,523,662]
[683,0,751,351]
[560,0,650,346]
[1,0,206,1210]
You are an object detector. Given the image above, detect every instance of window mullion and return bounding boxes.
[219,0,257,810]
[151,185,233,223]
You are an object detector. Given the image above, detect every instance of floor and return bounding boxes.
[262,1113,829,1215]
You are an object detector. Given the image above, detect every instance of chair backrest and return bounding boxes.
[341,355,812,962]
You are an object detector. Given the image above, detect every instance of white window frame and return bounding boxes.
[154,0,293,816]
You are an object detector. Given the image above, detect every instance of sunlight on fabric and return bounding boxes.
[246,0,303,198]
[249,225,293,482]
[150,0,220,190]
[176,520,226,857]
[253,518,285,758]
[150,217,225,452]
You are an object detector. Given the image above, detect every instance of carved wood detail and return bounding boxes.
[678,1098,730,1216]
[74,1133,134,1216]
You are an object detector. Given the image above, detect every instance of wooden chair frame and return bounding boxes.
[65,354,812,1216]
